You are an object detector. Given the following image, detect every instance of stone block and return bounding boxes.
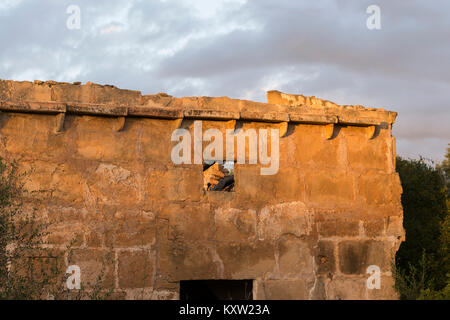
[315,241,336,275]
[235,166,303,203]
[68,249,115,289]
[363,218,385,237]
[159,203,213,241]
[215,208,257,242]
[345,126,391,172]
[217,241,276,279]
[147,166,203,202]
[305,171,355,205]
[104,209,156,247]
[89,84,142,105]
[359,172,402,206]
[0,80,12,100]
[51,82,90,103]
[46,221,84,247]
[326,277,367,300]
[158,239,217,281]
[278,239,313,276]
[386,215,404,238]
[257,202,312,240]
[338,240,389,275]
[118,250,153,289]
[74,116,141,162]
[263,279,308,300]
[87,163,140,206]
[317,215,360,237]
[367,275,399,300]
[293,124,345,169]
[18,160,84,205]
[11,81,52,101]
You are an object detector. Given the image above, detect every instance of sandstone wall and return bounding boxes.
[0,80,404,299]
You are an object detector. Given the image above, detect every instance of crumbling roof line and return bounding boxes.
[0,100,391,127]
[0,80,397,127]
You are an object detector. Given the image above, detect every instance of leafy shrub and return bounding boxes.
[395,156,449,300]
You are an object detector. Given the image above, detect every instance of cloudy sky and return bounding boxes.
[0,0,448,161]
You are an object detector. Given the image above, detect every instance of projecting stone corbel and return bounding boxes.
[173,118,184,128]
[324,123,335,140]
[54,112,65,133]
[114,116,126,132]
[366,125,377,139]
[278,121,289,137]
[226,119,237,131]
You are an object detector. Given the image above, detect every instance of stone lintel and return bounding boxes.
[338,116,381,126]
[184,109,240,121]
[0,101,390,128]
[0,100,66,114]
[0,96,394,128]
[66,103,128,117]
[128,106,183,119]
[240,111,290,122]
[290,113,338,124]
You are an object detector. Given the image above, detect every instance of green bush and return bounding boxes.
[395,154,449,300]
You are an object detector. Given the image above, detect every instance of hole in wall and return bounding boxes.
[203,161,235,192]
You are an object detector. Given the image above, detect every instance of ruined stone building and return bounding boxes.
[0,80,404,299]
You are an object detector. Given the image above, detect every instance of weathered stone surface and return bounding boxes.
[345,126,392,172]
[0,81,404,300]
[326,277,367,300]
[278,239,314,276]
[258,202,312,240]
[317,212,360,238]
[104,209,156,247]
[386,215,405,239]
[338,240,389,274]
[158,240,217,281]
[363,218,386,238]
[235,166,304,203]
[68,249,115,289]
[315,241,336,275]
[359,172,402,206]
[1,101,66,113]
[147,166,203,202]
[160,203,213,241]
[217,241,276,279]
[305,171,355,205]
[263,279,309,300]
[10,81,52,101]
[367,275,399,300]
[215,208,257,242]
[118,250,153,289]
[293,124,345,169]
[128,106,182,119]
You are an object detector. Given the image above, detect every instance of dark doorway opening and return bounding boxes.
[180,280,253,300]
